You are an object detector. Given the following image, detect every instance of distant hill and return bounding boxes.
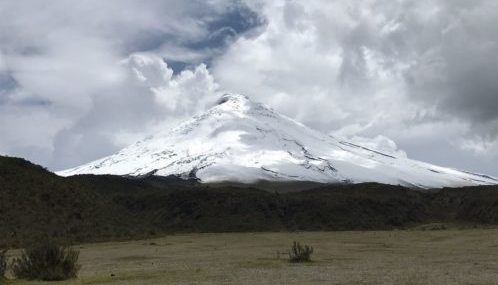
[1,155,498,248]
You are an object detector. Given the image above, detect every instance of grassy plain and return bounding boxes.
[4,228,498,285]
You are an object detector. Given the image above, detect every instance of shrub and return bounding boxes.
[11,241,80,281]
[289,241,313,263]
[0,249,7,278]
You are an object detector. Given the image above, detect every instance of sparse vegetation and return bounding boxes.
[11,241,80,281]
[0,249,7,279]
[289,241,313,262]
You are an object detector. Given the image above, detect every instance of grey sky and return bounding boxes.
[1,0,497,176]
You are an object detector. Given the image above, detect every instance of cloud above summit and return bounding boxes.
[1,0,498,176]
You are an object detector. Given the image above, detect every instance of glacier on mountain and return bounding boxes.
[58,93,498,189]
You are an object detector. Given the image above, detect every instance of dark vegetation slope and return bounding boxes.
[1,155,498,247]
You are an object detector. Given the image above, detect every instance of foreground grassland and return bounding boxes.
[4,228,498,285]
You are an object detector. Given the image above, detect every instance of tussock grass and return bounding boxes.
[289,241,314,262]
[11,242,80,281]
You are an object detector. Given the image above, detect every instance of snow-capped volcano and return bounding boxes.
[58,93,498,188]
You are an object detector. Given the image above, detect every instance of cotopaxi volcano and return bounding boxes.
[58,94,498,188]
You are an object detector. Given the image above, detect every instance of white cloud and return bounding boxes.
[121,52,220,120]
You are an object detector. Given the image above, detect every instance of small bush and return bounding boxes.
[0,249,7,278]
[11,242,80,281]
[289,241,313,263]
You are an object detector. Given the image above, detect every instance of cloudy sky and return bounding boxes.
[1,0,498,176]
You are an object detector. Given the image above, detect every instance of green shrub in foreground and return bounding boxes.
[289,241,314,263]
[11,242,80,281]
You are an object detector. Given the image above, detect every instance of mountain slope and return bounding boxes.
[58,94,498,188]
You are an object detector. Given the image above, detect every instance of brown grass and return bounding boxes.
[4,227,498,284]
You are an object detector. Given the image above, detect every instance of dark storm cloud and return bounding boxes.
[397,0,498,129]
[166,2,264,73]
[331,0,498,131]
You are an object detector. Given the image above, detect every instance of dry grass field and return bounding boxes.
[4,227,498,285]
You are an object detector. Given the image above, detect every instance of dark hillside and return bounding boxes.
[1,155,498,248]
[433,186,498,223]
